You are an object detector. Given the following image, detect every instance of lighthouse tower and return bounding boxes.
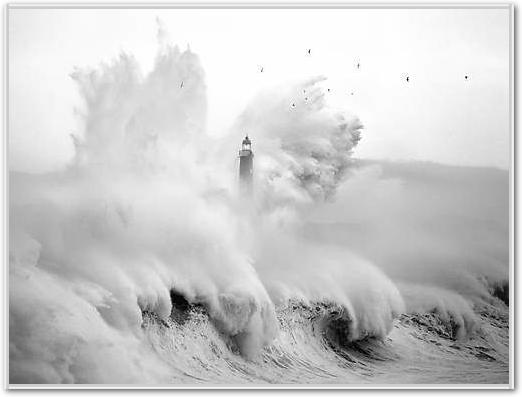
[239,135,254,196]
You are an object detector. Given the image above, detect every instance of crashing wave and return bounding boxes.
[140,291,508,384]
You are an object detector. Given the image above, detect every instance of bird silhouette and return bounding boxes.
[180,81,184,88]
[291,103,296,108]
[465,75,469,80]
[260,67,264,73]
[307,49,311,55]
[357,63,360,69]
[327,88,331,92]
[406,76,410,82]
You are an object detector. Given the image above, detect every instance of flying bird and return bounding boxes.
[327,88,331,92]
[260,67,264,73]
[465,75,469,80]
[307,49,311,55]
[291,103,296,108]
[357,63,360,69]
[180,81,184,88]
[406,76,410,82]
[350,92,354,96]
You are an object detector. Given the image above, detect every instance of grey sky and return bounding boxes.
[8,7,511,172]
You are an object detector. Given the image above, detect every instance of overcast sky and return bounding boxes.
[9,6,511,173]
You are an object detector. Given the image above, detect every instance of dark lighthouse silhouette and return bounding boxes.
[239,135,254,196]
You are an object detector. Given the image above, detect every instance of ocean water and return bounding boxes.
[141,295,508,385]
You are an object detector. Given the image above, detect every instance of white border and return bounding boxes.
[2,2,515,391]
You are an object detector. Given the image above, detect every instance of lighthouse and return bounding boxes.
[239,135,254,196]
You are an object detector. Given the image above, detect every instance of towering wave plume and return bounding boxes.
[11,39,278,382]
[9,28,508,384]
[70,44,207,170]
[233,76,363,205]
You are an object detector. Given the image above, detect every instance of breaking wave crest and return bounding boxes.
[139,290,508,384]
